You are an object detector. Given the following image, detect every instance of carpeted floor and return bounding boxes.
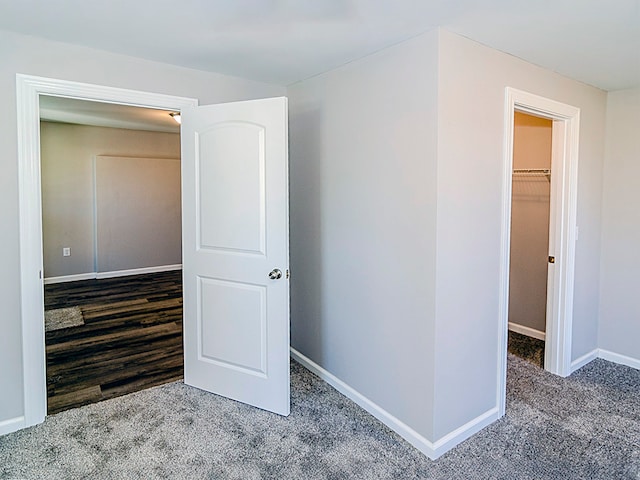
[44,306,85,332]
[1,356,638,479]
[508,330,545,368]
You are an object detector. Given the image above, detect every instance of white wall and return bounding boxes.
[0,28,284,427]
[41,122,181,278]
[599,87,640,362]
[509,113,552,334]
[288,28,607,456]
[288,30,439,442]
[434,29,606,439]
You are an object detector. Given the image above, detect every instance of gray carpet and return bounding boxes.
[1,356,638,479]
[44,306,84,332]
[508,330,545,368]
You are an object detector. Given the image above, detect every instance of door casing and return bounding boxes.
[16,74,198,430]
[498,87,581,416]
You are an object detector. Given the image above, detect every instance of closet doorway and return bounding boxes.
[507,112,552,368]
[498,88,581,416]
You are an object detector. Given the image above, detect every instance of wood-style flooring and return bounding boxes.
[44,270,183,414]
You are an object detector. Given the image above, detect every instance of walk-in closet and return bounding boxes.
[507,111,553,367]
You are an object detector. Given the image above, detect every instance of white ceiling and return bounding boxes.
[39,96,180,133]
[2,0,638,91]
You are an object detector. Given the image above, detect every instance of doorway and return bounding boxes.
[39,96,184,413]
[498,87,581,416]
[17,74,198,427]
[17,75,291,432]
[507,111,553,368]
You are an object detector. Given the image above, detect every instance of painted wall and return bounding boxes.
[509,112,552,334]
[41,122,181,278]
[599,87,640,362]
[0,28,284,427]
[434,29,606,439]
[95,156,181,273]
[289,27,607,454]
[288,30,439,441]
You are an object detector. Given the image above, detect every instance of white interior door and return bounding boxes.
[181,97,290,416]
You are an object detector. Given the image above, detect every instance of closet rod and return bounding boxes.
[513,168,550,174]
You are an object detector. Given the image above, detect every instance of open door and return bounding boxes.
[181,97,290,416]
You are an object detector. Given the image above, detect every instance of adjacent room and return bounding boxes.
[39,97,184,413]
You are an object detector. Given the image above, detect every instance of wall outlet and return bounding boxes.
[62,247,71,257]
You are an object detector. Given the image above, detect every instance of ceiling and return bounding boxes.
[39,96,180,133]
[2,0,638,91]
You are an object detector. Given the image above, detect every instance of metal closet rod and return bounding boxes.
[513,168,550,174]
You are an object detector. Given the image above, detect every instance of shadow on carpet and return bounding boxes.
[0,356,638,479]
[508,330,545,368]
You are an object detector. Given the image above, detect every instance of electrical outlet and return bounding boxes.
[63,247,71,257]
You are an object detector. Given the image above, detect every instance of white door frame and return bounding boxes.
[498,87,580,414]
[16,74,198,430]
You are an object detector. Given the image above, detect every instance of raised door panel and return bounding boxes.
[197,123,266,256]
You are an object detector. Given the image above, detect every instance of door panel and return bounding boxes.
[182,97,290,416]
[198,277,267,376]
[197,122,266,254]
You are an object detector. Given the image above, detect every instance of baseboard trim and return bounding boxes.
[570,348,640,373]
[431,406,500,455]
[0,416,25,436]
[508,322,546,341]
[44,264,182,284]
[598,349,640,371]
[44,272,96,285]
[95,264,182,280]
[290,348,500,460]
[570,348,599,373]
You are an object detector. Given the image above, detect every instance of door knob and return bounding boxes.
[269,268,282,280]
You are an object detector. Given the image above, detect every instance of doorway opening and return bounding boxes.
[498,87,581,416]
[17,74,198,428]
[507,111,552,369]
[39,95,184,413]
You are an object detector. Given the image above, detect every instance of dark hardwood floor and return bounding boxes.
[44,270,183,414]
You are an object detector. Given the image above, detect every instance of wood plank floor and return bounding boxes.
[45,270,183,414]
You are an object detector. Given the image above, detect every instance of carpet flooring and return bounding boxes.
[1,356,638,479]
[508,330,545,368]
[44,306,85,332]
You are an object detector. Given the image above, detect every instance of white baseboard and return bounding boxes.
[570,348,640,373]
[598,349,640,371]
[290,348,500,460]
[44,264,182,284]
[431,406,500,456]
[44,272,96,285]
[508,322,546,341]
[96,264,182,280]
[0,416,25,436]
[570,348,599,373]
